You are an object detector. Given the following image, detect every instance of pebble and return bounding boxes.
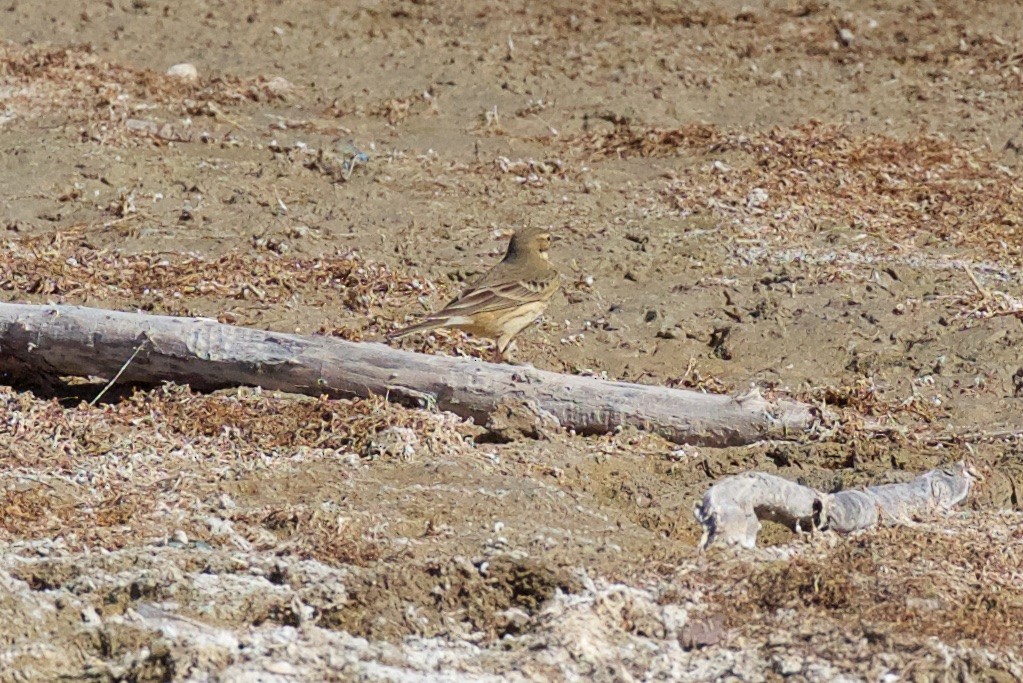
[265,661,297,675]
[166,63,199,81]
[498,607,531,630]
[264,76,295,98]
[775,653,805,675]
[746,187,769,208]
[81,606,102,626]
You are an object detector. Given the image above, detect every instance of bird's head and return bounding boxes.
[506,226,555,261]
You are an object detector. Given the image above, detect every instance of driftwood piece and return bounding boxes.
[694,461,979,549]
[0,303,817,447]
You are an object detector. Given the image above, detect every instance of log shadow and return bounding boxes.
[1,368,155,407]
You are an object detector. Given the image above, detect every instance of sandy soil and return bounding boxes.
[1,0,1022,680]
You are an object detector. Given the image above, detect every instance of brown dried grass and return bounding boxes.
[0,227,507,357]
[712,517,1023,648]
[564,122,1023,265]
[0,228,433,335]
[1,42,292,114]
[0,384,474,554]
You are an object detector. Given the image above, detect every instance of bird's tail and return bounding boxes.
[386,318,446,341]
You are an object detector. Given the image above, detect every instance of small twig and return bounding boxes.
[963,264,990,300]
[13,473,58,490]
[978,308,1023,320]
[90,340,147,406]
[340,143,369,181]
[925,427,1023,444]
[273,187,288,214]
[204,102,250,132]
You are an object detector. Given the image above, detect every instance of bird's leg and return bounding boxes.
[492,336,511,364]
[503,339,519,363]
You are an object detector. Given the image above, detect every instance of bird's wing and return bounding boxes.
[386,273,557,340]
[387,252,559,340]
[438,271,558,317]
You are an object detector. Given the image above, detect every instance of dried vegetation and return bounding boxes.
[564,122,1023,265]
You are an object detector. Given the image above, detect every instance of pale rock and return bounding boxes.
[166,63,199,81]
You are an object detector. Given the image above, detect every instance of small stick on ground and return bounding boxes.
[963,264,991,301]
[90,340,147,406]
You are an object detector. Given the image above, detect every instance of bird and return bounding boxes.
[387,226,560,362]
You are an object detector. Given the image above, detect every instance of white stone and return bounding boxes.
[166,63,199,81]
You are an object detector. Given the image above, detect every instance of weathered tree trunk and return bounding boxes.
[0,303,818,446]
[694,461,980,549]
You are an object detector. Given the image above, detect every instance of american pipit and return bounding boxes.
[388,226,559,362]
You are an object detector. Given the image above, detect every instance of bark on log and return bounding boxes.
[0,303,818,447]
[694,461,979,549]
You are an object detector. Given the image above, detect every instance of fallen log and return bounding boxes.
[0,302,818,447]
[694,461,980,549]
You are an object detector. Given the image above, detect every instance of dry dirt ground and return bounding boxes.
[2,0,1023,680]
